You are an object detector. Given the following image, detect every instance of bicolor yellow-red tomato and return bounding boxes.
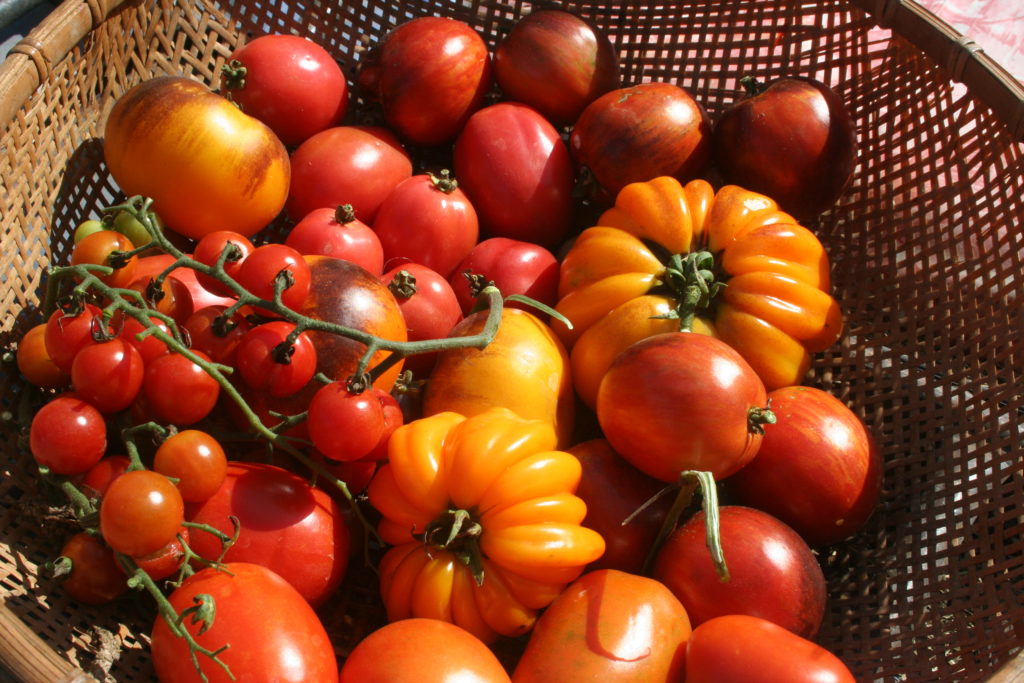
[367,408,605,643]
[104,76,290,239]
[555,176,843,404]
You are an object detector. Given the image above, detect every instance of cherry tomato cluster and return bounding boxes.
[11,7,877,683]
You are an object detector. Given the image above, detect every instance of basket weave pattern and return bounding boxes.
[1,0,1022,681]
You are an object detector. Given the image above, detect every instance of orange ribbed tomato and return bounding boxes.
[367,408,605,643]
[555,176,843,405]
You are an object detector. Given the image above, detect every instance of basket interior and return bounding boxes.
[1,0,1022,681]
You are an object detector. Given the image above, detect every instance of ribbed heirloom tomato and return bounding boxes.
[367,408,605,643]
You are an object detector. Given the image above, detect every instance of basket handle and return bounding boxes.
[0,0,129,131]
[0,598,97,683]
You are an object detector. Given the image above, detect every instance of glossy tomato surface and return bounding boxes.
[449,237,560,316]
[151,563,339,683]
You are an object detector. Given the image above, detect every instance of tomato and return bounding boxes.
[221,34,348,146]
[80,455,131,498]
[192,230,254,296]
[365,388,405,461]
[73,218,105,243]
[16,323,70,389]
[569,439,671,574]
[570,82,712,201]
[143,350,220,425]
[235,321,317,398]
[44,303,108,373]
[132,253,236,316]
[186,462,350,607]
[494,9,620,126]
[55,532,127,605]
[713,76,857,219]
[340,618,511,683]
[313,453,378,495]
[685,615,856,683]
[382,262,463,377]
[287,125,412,223]
[375,17,492,145]
[183,306,250,366]
[151,563,339,683]
[130,525,189,581]
[70,338,144,414]
[70,229,137,288]
[368,409,605,642]
[454,102,575,248]
[424,307,575,447]
[373,172,479,280]
[236,243,311,313]
[513,569,690,682]
[99,469,184,557]
[104,76,290,239]
[29,396,107,475]
[116,313,171,364]
[555,176,843,393]
[726,385,883,546]
[597,332,770,482]
[285,204,384,274]
[653,506,826,639]
[449,237,560,317]
[153,430,227,503]
[307,382,386,462]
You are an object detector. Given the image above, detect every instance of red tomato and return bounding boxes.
[373,172,479,280]
[307,382,386,462]
[313,452,378,495]
[130,525,189,581]
[340,618,510,683]
[236,243,311,313]
[29,396,107,475]
[234,321,317,398]
[133,253,236,315]
[454,102,575,248]
[686,615,856,683]
[653,506,827,639]
[143,350,220,425]
[99,469,184,557]
[376,17,493,146]
[153,430,227,503]
[513,569,691,682]
[183,306,250,366]
[287,125,412,223]
[192,230,254,296]
[185,462,351,607]
[80,455,131,498]
[56,533,127,605]
[116,313,171,364]
[727,385,883,546]
[70,229,137,288]
[44,303,107,373]
[70,338,144,414]
[221,34,348,146]
[364,388,405,461]
[16,323,70,389]
[597,332,771,482]
[449,237,560,316]
[381,262,463,377]
[285,204,384,274]
[151,563,339,683]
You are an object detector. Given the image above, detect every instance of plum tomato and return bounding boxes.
[285,204,384,275]
[153,430,228,503]
[449,237,559,316]
[29,396,107,475]
[99,469,185,557]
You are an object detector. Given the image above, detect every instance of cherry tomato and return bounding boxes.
[313,452,378,495]
[99,469,184,557]
[192,230,255,296]
[55,532,127,605]
[364,388,405,461]
[285,204,384,274]
[116,313,172,364]
[454,102,575,248]
[151,563,339,682]
[130,525,189,581]
[29,396,107,475]
[236,243,311,313]
[382,262,463,377]
[286,125,412,223]
[16,323,70,389]
[143,350,220,425]
[153,430,228,503]
[70,338,144,414]
[221,34,349,146]
[449,237,560,316]
[235,321,317,398]
[307,382,386,462]
[80,455,131,498]
[373,172,479,280]
[685,615,856,683]
[340,618,510,683]
[653,506,827,639]
[183,305,250,366]
[70,229,137,288]
[125,271,195,327]
[44,303,108,373]
[186,462,351,607]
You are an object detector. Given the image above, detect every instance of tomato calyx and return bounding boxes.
[220,58,247,92]
[428,169,459,194]
[747,404,776,435]
[418,507,486,584]
[654,250,725,333]
[334,203,358,224]
[739,74,767,97]
[388,269,418,299]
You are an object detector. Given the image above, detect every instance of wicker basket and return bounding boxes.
[1,0,1022,680]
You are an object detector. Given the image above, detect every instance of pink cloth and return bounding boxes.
[918,0,1024,82]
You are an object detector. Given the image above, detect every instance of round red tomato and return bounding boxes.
[307,382,386,462]
[382,262,463,377]
[192,230,255,296]
[16,323,69,389]
[221,33,348,147]
[454,102,575,248]
[340,618,509,683]
[80,455,131,498]
[70,338,144,414]
[44,303,107,373]
[285,204,384,274]
[183,306,250,366]
[236,243,311,313]
[99,469,185,557]
[373,171,478,280]
[71,229,137,288]
[287,125,412,223]
[143,350,220,425]
[29,396,107,475]
[596,332,771,482]
[153,430,227,503]
[56,532,127,605]
[151,562,339,683]
[234,321,317,398]
[449,237,560,316]
[116,313,171,364]
[130,525,189,581]
[653,505,827,639]
[375,17,492,146]
[185,461,351,607]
